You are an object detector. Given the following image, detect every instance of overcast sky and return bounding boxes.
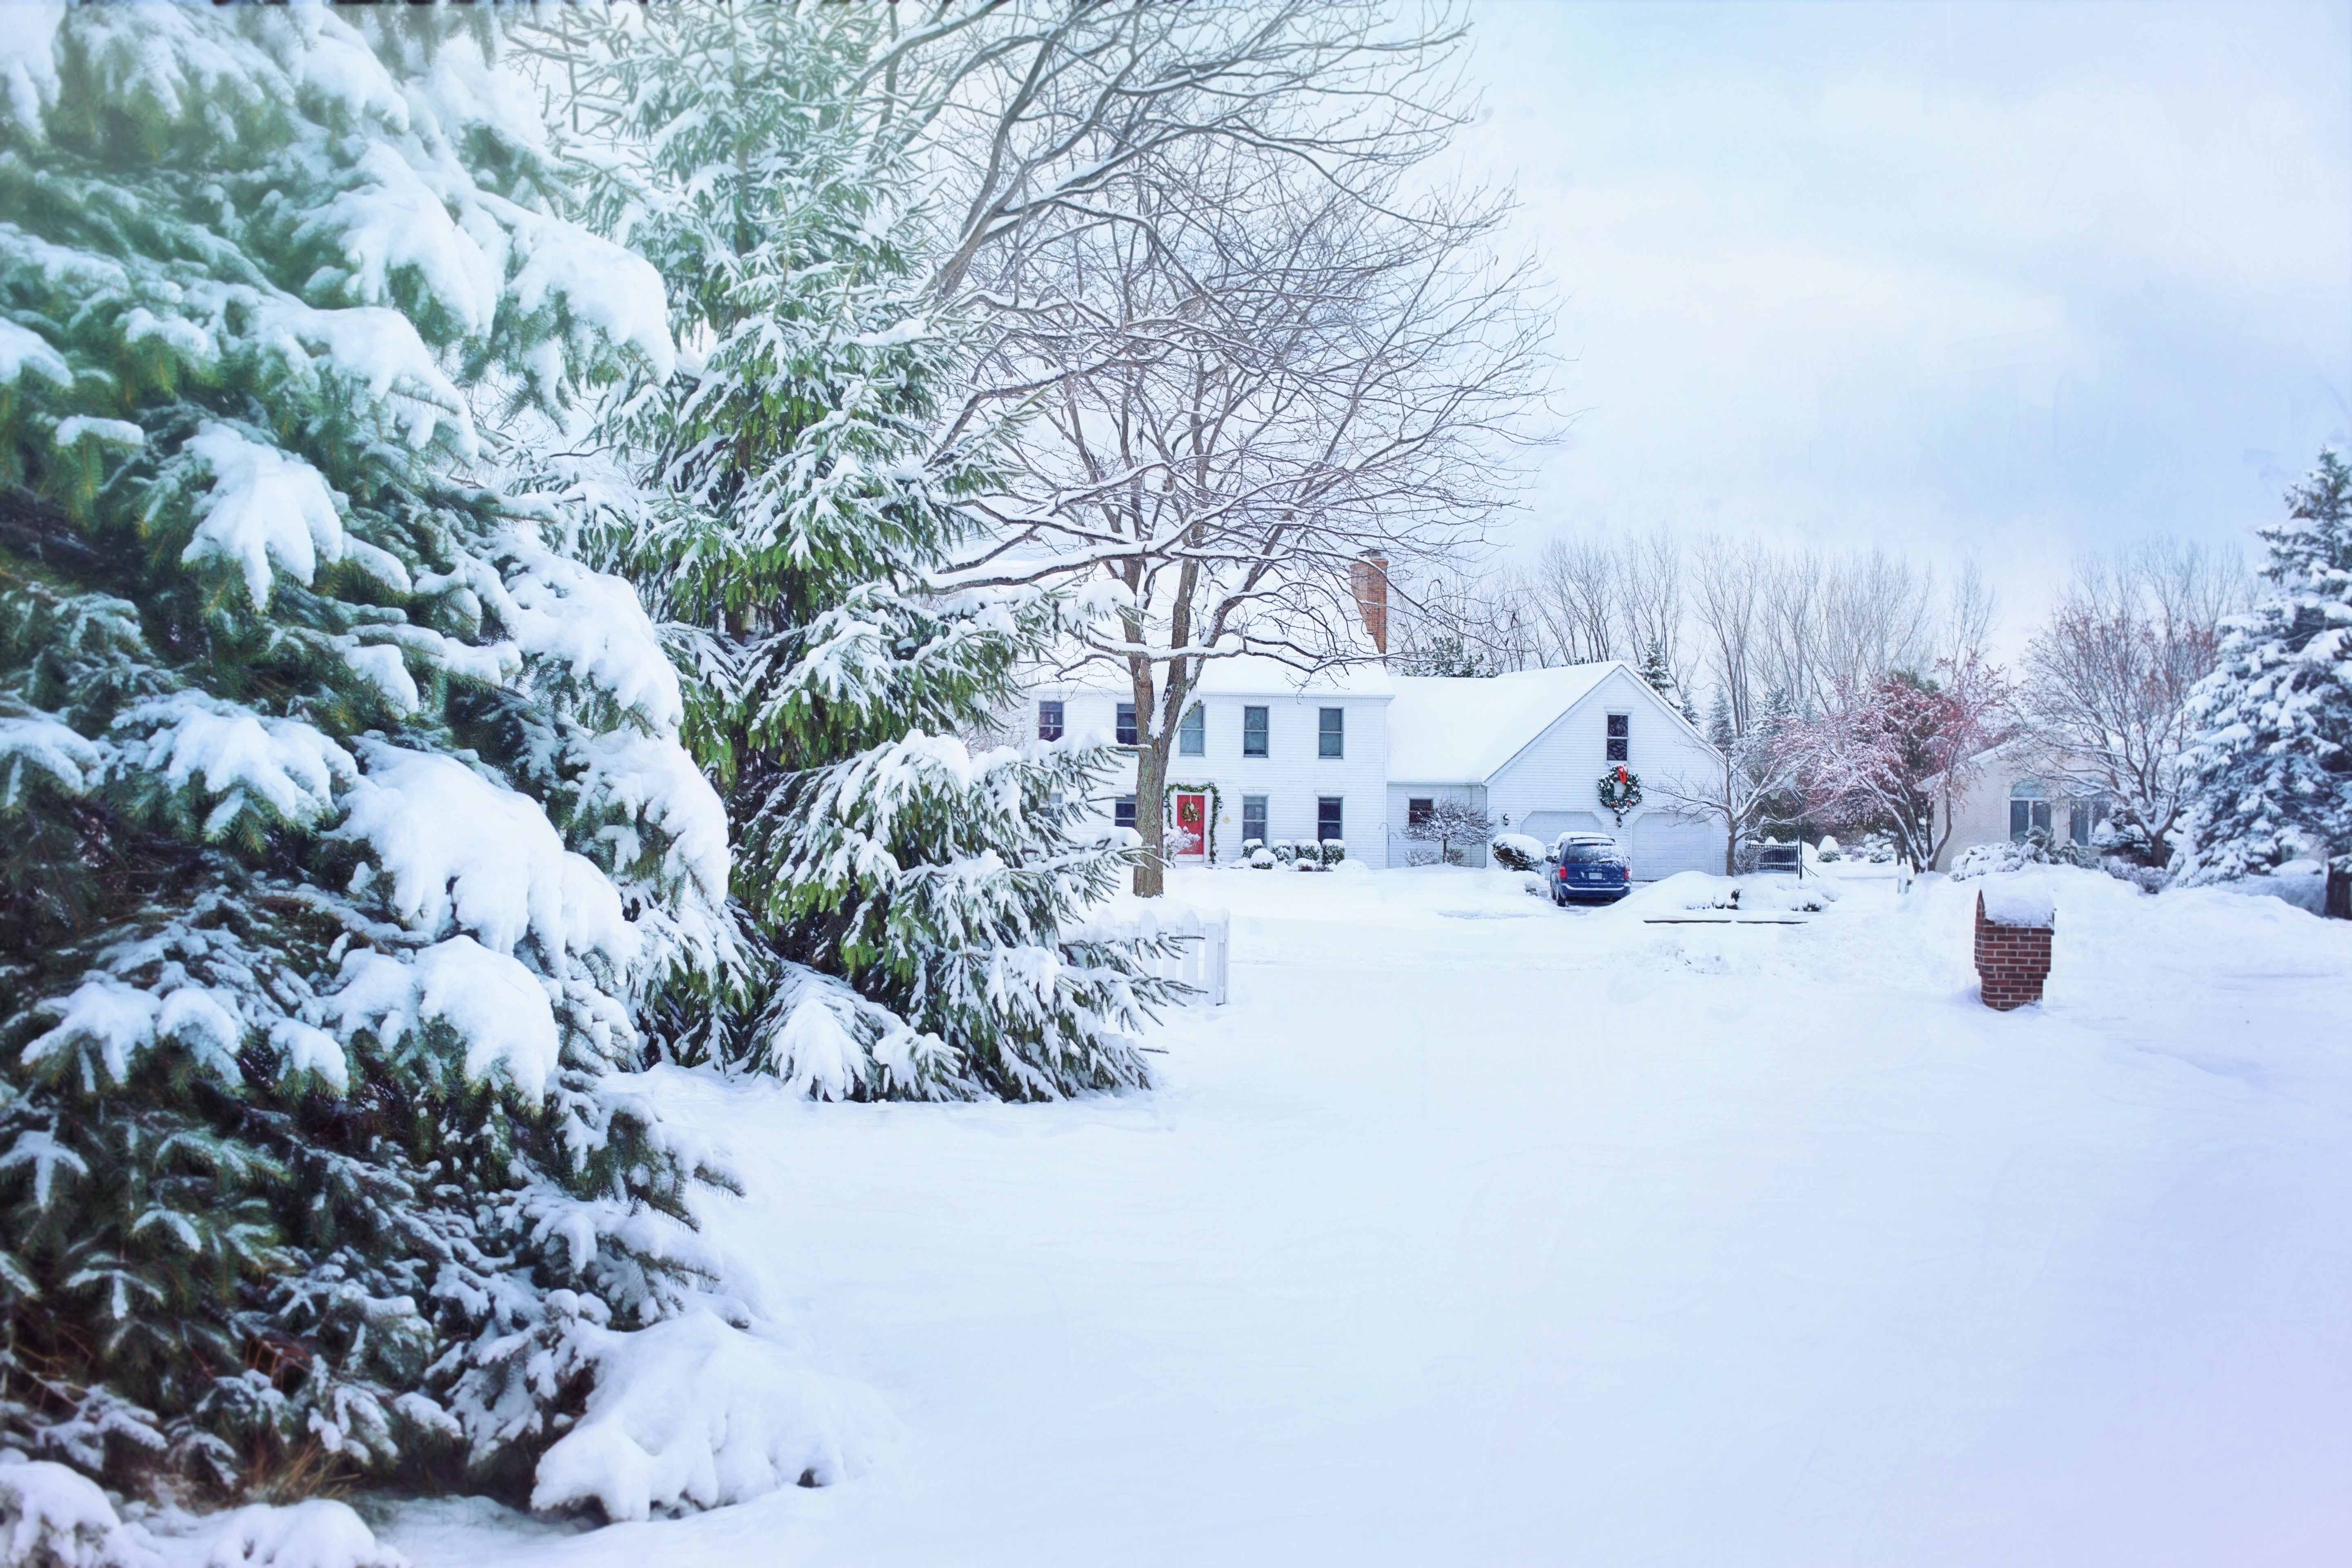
[1449,0,2352,636]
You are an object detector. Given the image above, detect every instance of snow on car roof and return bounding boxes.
[1386,663,1622,783]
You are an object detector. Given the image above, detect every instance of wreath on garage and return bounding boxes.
[1596,765,1642,826]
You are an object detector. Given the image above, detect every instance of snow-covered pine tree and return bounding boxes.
[546,5,1173,1100]
[1638,639,1677,700]
[2182,449,2352,916]
[0,7,742,1501]
[1395,635,1497,678]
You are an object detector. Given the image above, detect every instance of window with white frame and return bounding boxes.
[2009,779,2052,840]
[1605,712,1629,762]
[1319,706,1344,758]
[1317,796,1343,842]
[1241,795,1267,844]
[1178,702,1205,756]
[1115,702,1137,746]
[1037,700,1064,741]
[1243,705,1269,757]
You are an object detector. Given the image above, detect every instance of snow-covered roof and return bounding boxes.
[1386,664,1623,783]
[1033,653,1394,699]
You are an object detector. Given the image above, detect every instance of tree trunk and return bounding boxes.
[2328,861,2351,921]
[1133,734,1169,898]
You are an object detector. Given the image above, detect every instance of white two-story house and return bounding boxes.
[1026,656,1395,865]
[1023,656,1725,877]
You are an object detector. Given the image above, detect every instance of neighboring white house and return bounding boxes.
[1931,738,2115,870]
[1023,657,1724,877]
[1385,664,1723,875]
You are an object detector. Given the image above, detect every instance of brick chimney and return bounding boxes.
[1350,552,1388,656]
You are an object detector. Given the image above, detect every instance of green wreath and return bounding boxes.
[1597,765,1642,825]
[1164,780,1223,863]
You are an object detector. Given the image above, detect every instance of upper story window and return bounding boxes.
[1243,705,1269,757]
[1605,713,1629,762]
[1319,706,1344,759]
[1116,702,1138,746]
[2009,779,2052,840]
[1178,702,1205,756]
[1038,700,1064,742]
[1114,794,1137,830]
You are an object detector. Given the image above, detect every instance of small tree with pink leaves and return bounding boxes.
[1789,658,2013,870]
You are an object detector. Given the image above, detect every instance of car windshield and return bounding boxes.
[1559,843,1623,865]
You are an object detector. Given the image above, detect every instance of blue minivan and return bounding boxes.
[1549,834,1632,904]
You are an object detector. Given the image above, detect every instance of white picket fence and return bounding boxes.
[1071,899,1229,1007]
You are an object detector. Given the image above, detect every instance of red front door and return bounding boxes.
[1173,793,1207,859]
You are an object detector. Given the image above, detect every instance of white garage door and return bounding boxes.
[1628,811,1721,879]
[1520,810,1607,848]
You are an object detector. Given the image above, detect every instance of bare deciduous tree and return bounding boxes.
[1690,536,1768,739]
[950,143,1549,892]
[1618,530,1686,692]
[2021,539,2247,864]
[1651,722,1803,875]
[883,2,1472,299]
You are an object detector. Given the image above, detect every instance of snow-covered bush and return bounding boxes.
[1271,842,1298,866]
[0,1458,147,1568]
[1248,849,1276,869]
[1321,840,1346,865]
[1618,872,1836,916]
[1240,838,1264,858]
[1951,833,2089,880]
[552,5,1175,1098]
[0,6,753,1507]
[1403,800,1492,866]
[1815,836,1843,862]
[2181,449,2352,917]
[1952,840,2045,881]
[529,1310,886,1522]
[1488,833,1545,872]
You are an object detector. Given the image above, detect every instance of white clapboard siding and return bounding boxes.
[1032,683,1395,867]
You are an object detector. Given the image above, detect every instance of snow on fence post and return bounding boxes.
[1974,884,2055,1011]
[1072,900,1229,1007]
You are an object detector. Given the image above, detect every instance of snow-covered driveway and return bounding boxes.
[389,867,2352,1567]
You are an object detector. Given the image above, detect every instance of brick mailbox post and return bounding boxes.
[1974,885,2055,1010]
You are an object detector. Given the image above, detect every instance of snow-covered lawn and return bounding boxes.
[386,866,2352,1568]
